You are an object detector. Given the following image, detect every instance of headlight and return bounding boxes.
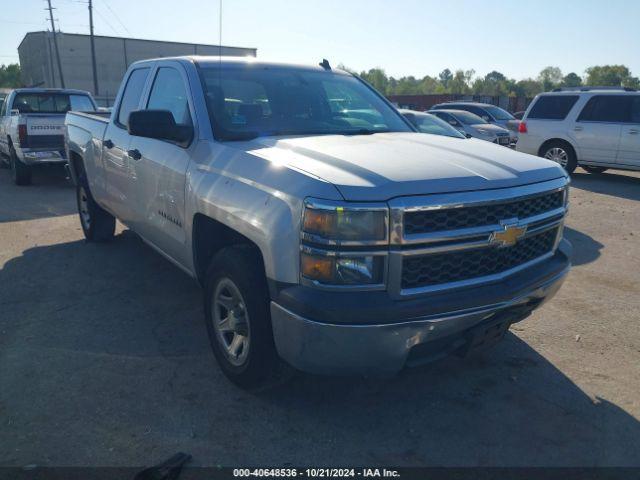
[301,250,385,285]
[302,199,388,244]
[300,199,389,287]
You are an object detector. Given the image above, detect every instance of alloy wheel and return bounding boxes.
[212,277,250,367]
[544,147,569,168]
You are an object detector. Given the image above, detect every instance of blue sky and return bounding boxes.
[2,0,639,81]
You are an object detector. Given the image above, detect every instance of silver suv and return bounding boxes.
[516,87,640,174]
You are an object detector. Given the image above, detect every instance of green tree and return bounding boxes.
[512,79,543,97]
[0,63,22,87]
[561,72,582,87]
[584,65,638,87]
[358,68,389,95]
[538,66,563,91]
[438,69,453,90]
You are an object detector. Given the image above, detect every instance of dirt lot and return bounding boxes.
[0,165,639,468]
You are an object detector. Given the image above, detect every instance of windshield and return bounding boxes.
[12,93,95,114]
[409,112,465,138]
[452,110,487,125]
[483,105,514,120]
[198,66,412,140]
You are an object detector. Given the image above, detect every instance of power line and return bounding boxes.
[92,4,119,35]
[101,0,131,35]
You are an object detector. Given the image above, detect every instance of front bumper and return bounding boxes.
[271,239,571,375]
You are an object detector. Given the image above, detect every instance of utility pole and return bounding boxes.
[46,0,65,88]
[88,0,99,96]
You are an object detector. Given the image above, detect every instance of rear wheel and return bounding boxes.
[203,245,284,389]
[9,146,32,185]
[541,141,577,174]
[76,171,115,242]
[582,165,608,174]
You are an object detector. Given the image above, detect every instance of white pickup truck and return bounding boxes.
[0,88,97,185]
[65,57,572,388]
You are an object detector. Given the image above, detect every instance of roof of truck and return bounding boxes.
[131,56,352,75]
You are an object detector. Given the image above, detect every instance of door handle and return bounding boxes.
[574,126,583,132]
[127,148,142,160]
[103,139,114,149]
[629,129,639,135]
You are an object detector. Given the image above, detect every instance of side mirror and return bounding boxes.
[128,110,193,144]
[10,109,20,116]
[465,133,473,138]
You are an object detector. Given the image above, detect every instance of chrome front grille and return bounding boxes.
[387,177,569,297]
[401,228,558,289]
[403,190,564,235]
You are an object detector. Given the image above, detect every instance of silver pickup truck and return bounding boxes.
[0,88,97,185]
[65,57,571,388]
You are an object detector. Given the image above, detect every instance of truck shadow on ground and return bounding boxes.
[571,170,640,202]
[0,230,638,466]
[563,226,603,267]
[0,165,75,222]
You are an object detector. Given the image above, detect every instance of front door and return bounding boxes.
[126,65,195,266]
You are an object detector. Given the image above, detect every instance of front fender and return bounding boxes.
[186,142,343,283]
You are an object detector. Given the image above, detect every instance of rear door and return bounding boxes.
[101,67,151,222]
[617,96,640,167]
[126,63,195,265]
[572,95,626,164]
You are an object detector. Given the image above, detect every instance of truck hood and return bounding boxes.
[240,132,566,201]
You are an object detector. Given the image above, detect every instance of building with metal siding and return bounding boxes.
[18,31,257,106]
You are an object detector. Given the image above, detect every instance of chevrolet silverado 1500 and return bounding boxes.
[1,88,97,185]
[65,57,571,387]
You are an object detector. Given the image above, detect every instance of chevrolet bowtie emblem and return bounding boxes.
[490,222,527,247]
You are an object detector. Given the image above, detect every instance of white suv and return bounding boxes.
[516,88,640,174]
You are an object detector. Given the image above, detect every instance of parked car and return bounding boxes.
[398,109,466,138]
[0,88,97,185]
[65,56,570,388]
[517,87,640,174]
[429,109,516,146]
[431,101,520,132]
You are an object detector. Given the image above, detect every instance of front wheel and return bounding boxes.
[76,173,115,242]
[203,245,284,389]
[582,166,608,174]
[541,141,577,174]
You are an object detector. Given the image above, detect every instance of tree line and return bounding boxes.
[2,62,639,98]
[346,65,640,98]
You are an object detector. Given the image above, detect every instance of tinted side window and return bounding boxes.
[117,68,150,127]
[577,95,630,123]
[147,67,192,126]
[528,95,578,120]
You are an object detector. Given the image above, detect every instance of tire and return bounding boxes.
[203,245,284,389]
[76,171,115,242]
[582,165,608,174]
[540,141,577,174]
[9,146,32,185]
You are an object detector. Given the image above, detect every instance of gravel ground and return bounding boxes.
[0,164,639,468]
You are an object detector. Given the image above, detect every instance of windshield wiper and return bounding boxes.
[342,128,389,136]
